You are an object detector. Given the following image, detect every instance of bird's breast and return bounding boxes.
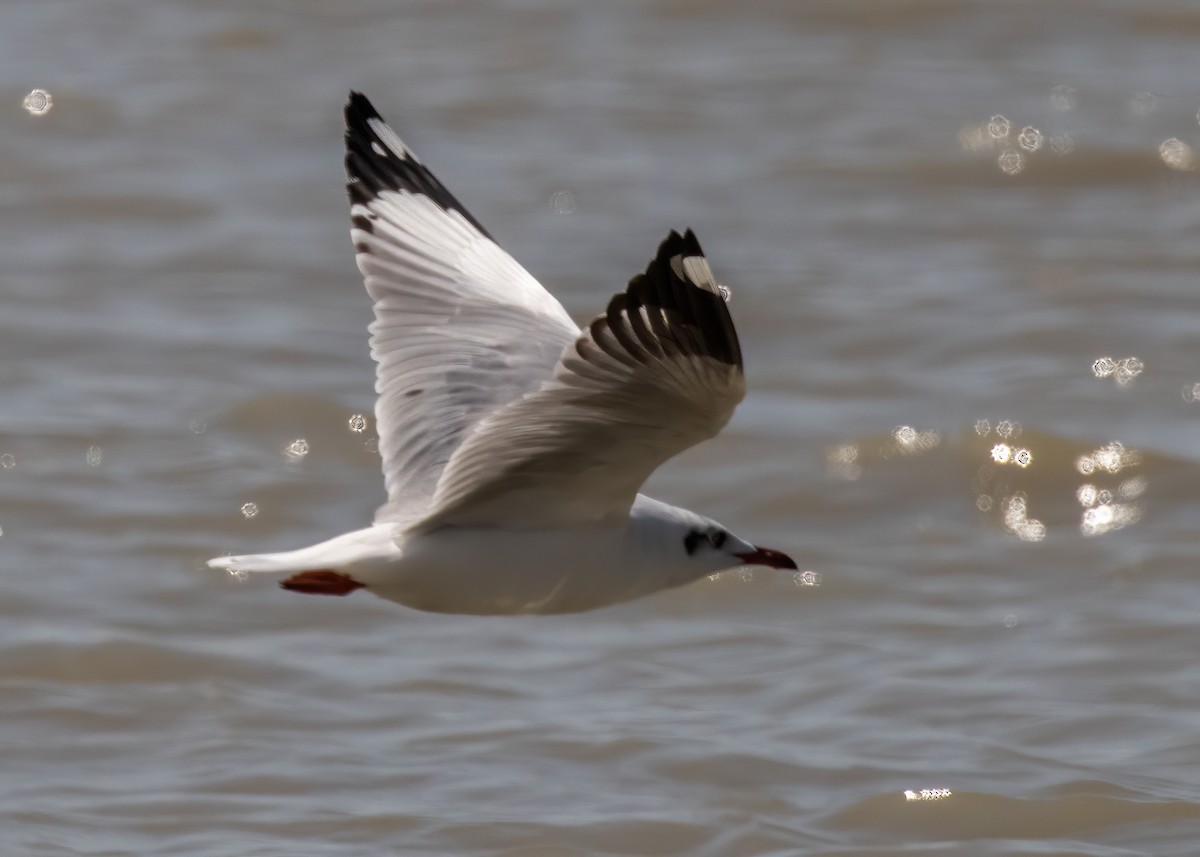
[374,524,675,615]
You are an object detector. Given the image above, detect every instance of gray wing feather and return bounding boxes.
[344,93,580,523]
[414,230,745,532]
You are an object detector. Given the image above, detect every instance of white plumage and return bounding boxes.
[207,92,794,614]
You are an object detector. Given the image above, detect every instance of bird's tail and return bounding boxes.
[207,525,398,596]
[207,550,311,575]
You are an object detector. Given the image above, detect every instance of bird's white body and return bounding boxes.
[220,496,754,615]
[207,93,795,613]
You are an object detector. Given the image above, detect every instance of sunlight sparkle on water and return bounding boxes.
[1082,502,1141,537]
[904,788,952,802]
[996,419,1020,439]
[549,189,577,215]
[1002,493,1045,542]
[23,89,52,116]
[794,571,821,587]
[892,426,940,455]
[240,502,259,519]
[1093,356,1142,385]
[284,438,309,460]
[86,446,102,466]
[0,454,15,469]
[997,150,1025,176]
[1017,126,1043,152]
[826,443,860,480]
[1182,382,1200,403]
[1078,441,1138,475]
[1119,476,1147,499]
[987,115,1011,139]
[1159,138,1194,171]
[348,414,367,433]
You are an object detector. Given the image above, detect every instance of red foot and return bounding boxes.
[280,570,365,597]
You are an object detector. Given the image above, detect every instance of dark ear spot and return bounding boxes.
[683,530,703,556]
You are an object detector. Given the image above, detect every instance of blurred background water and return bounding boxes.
[4,1,1200,854]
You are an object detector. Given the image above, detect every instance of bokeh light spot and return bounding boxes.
[550,189,577,215]
[23,88,52,116]
[1113,357,1143,386]
[997,150,1025,175]
[826,443,861,480]
[1092,356,1116,378]
[1017,126,1043,152]
[904,788,952,802]
[995,420,1020,439]
[1159,138,1194,171]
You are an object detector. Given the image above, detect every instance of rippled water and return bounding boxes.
[5,2,1200,854]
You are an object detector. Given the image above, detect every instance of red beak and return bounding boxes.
[734,546,797,570]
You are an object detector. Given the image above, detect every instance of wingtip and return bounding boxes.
[345,90,378,120]
[635,226,739,367]
[340,93,495,239]
[655,228,705,262]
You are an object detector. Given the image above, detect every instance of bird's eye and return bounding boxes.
[710,530,727,549]
[684,530,703,555]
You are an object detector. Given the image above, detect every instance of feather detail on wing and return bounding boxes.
[414,229,745,532]
[344,93,580,524]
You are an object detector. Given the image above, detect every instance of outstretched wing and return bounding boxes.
[344,92,581,524]
[413,230,745,532]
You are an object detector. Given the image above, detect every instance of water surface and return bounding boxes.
[4,2,1200,854]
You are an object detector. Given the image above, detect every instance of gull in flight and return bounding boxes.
[207,92,795,615]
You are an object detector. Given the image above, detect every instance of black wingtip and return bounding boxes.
[622,228,742,368]
[345,91,379,122]
[341,92,493,239]
[653,228,705,263]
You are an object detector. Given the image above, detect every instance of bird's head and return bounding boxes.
[678,519,797,575]
[634,498,797,583]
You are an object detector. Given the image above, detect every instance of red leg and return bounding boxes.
[280,570,365,596]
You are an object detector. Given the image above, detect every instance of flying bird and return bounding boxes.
[207,92,795,614]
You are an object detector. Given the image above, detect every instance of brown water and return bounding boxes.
[5,2,1200,854]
